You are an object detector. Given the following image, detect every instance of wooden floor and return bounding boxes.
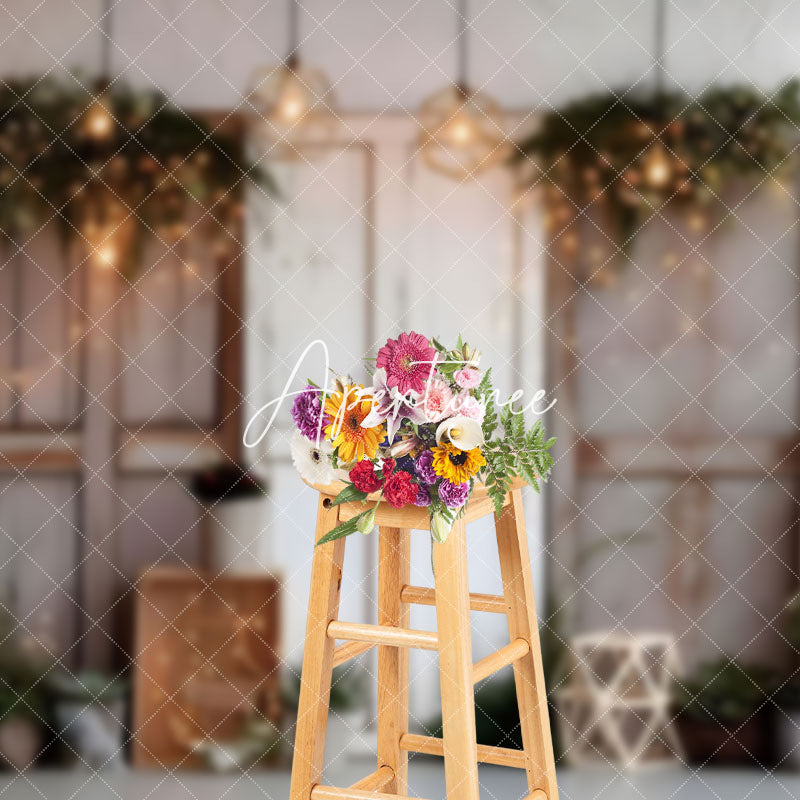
[0,764,797,800]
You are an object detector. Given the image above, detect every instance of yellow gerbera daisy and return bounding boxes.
[431,442,486,484]
[324,384,384,463]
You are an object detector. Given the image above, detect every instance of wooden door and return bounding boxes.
[544,186,800,672]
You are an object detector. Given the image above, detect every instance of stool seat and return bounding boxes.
[289,481,559,800]
[304,476,527,529]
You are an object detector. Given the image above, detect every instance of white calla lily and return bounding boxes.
[430,512,452,544]
[435,415,484,450]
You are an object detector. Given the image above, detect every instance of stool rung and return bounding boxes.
[327,620,438,651]
[311,787,431,800]
[400,585,507,614]
[349,765,394,791]
[473,637,530,683]
[332,640,375,668]
[399,733,527,769]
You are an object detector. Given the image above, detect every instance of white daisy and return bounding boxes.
[290,429,335,485]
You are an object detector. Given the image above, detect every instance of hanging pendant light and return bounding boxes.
[249,0,338,159]
[82,0,115,142]
[641,0,676,192]
[417,0,507,179]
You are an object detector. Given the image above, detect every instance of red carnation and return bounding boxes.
[383,470,417,509]
[349,460,383,493]
[380,458,396,479]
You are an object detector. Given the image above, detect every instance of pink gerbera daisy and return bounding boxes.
[376,332,437,395]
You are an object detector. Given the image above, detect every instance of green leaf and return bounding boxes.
[316,508,374,545]
[478,369,498,439]
[330,484,369,506]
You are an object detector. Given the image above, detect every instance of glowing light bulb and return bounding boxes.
[278,88,306,123]
[451,118,473,144]
[643,142,673,190]
[86,102,114,140]
[94,242,117,268]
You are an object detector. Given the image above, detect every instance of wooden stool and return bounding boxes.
[289,478,558,800]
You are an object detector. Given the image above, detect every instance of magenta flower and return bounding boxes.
[376,331,437,395]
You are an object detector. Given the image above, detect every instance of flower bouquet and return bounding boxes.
[289,332,555,546]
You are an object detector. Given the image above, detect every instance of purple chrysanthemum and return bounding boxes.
[291,385,329,441]
[414,450,437,485]
[438,479,470,509]
[414,485,432,507]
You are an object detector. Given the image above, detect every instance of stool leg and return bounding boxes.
[495,489,559,800]
[377,526,410,794]
[290,497,346,800]
[433,518,480,800]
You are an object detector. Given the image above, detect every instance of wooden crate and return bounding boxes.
[132,568,281,768]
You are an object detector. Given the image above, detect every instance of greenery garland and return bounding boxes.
[513,81,800,250]
[0,77,274,275]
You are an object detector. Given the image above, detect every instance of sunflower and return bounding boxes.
[324,384,384,463]
[431,442,486,484]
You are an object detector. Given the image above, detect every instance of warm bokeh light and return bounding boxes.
[249,63,338,158]
[85,100,114,140]
[417,85,508,179]
[643,141,673,190]
[93,241,117,268]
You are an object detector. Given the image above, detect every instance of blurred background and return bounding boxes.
[0,0,799,798]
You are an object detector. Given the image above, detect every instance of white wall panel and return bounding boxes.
[0,475,80,659]
[245,124,547,721]
[2,1,799,112]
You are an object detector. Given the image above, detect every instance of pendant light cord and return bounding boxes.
[100,0,113,85]
[456,0,468,92]
[654,0,666,99]
[287,0,300,67]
